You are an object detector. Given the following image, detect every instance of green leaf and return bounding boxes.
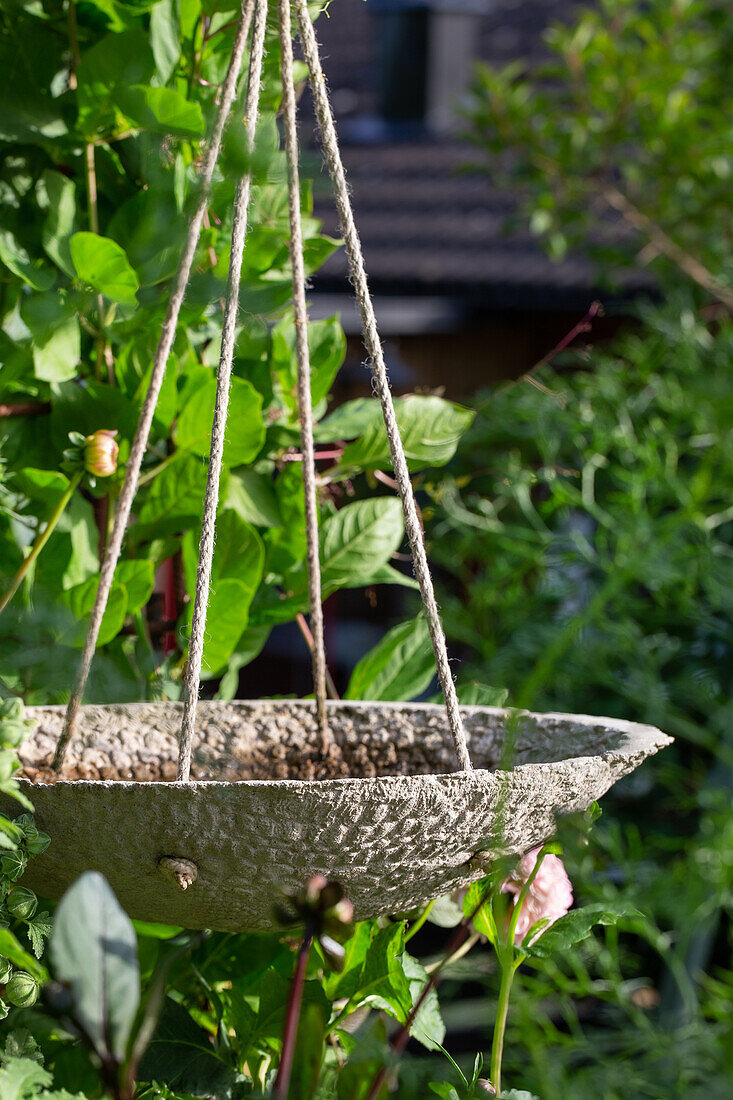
[49,379,139,452]
[526,903,643,958]
[136,452,208,534]
[59,579,127,647]
[337,396,475,473]
[14,469,71,512]
[21,294,80,383]
[39,171,77,277]
[0,227,53,291]
[457,682,509,707]
[320,498,404,588]
[346,618,435,702]
[116,85,204,138]
[0,1057,52,1100]
[331,924,412,1024]
[183,511,264,598]
[138,998,240,1098]
[76,29,156,137]
[25,911,52,960]
[462,881,496,943]
[226,470,282,528]
[402,952,445,1050]
[174,376,265,465]
[50,872,140,1062]
[271,315,346,412]
[70,233,139,305]
[0,928,46,983]
[185,578,254,677]
[289,999,328,1100]
[314,398,379,443]
[113,560,155,614]
[150,0,181,83]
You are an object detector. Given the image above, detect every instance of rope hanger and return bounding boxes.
[53,0,472,778]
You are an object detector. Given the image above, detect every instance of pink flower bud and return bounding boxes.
[501,846,573,945]
[84,430,119,477]
[476,1081,496,1094]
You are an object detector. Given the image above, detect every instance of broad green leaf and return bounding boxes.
[175,377,265,465]
[526,902,643,958]
[136,452,208,534]
[76,29,156,136]
[39,171,77,276]
[323,922,373,1001]
[463,881,496,943]
[0,1057,52,1100]
[0,227,53,291]
[353,924,413,1022]
[108,191,185,288]
[289,999,328,1100]
[346,618,435,701]
[402,952,445,1050]
[357,563,420,590]
[457,682,508,707]
[337,396,475,473]
[150,0,181,83]
[185,577,253,676]
[116,85,204,138]
[327,924,411,1025]
[59,579,127,647]
[226,470,282,527]
[320,498,404,587]
[427,893,465,928]
[22,294,80,383]
[314,398,379,443]
[138,997,239,1098]
[50,872,140,1061]
[183,511,264,598]
[49,379,139,452]
[13,468,70,511]
[113,560,155,614]
[70,233,139,305]
[271,315,346,412]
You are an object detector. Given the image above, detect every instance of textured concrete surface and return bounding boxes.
[12,700,672,930]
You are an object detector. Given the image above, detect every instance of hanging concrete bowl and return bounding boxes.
[13,699,671,931]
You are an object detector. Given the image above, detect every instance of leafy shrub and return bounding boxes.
[0,0,473,704]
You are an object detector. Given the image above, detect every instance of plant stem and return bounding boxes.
[404,898,435,943]
[0,471,82,615]
[272,926,314,1100]
[490,956,517,1096]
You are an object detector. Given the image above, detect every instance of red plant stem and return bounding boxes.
[272,928,314,1100]
[363,916,478,1100]
[522,300,602,386]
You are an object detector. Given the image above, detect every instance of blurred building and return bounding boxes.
[307,0,636,396]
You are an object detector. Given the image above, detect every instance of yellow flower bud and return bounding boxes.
[84,430,119,477]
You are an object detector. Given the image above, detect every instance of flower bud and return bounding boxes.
[84,430,118,477]
[0,955,13,984]
[6,971,40,1008]
[476,1081,496,1095]
[6,886,38,921]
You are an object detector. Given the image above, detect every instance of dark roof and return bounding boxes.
[305,0,646,311]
